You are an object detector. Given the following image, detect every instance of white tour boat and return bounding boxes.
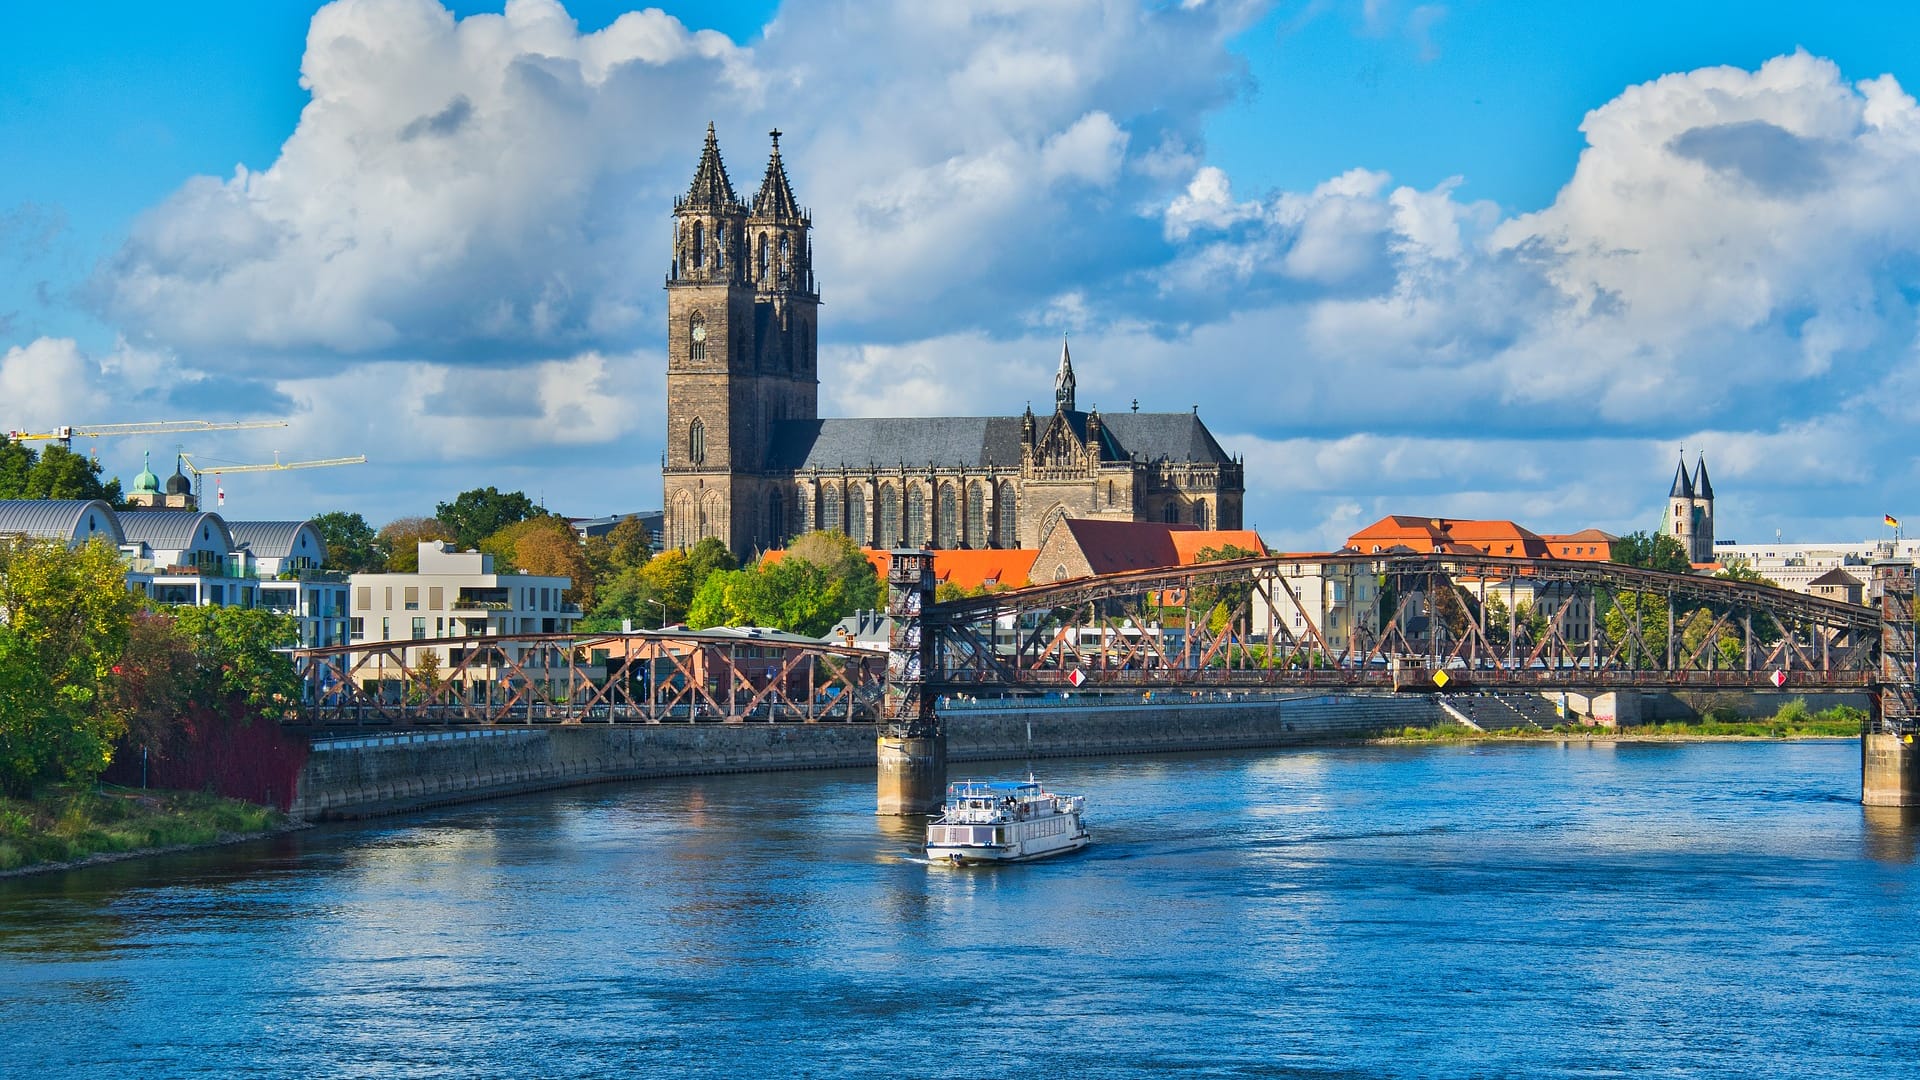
[925,779,1090,865]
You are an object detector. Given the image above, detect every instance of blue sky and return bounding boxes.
[4,0,1919,550]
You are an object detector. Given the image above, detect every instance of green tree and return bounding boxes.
[687,536,739,582]
[1602,589,1671,667]
[435,487,539,550]
[0,537,140,794]
[376,516,454,572]
[1612,530,1693,574]
[0,436,34,497]
[584,517,652,586]
[0,440,124,504]
[482,516,591,606]
[1714,557,1780,587]
[684,532,883,637]
[171,606,300,721]
[312,511,385,573]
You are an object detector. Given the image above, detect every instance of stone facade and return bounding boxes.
[660,125,1245,559]
[1660,453,1716,564]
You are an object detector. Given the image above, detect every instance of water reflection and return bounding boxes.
[1862,804,1920,863]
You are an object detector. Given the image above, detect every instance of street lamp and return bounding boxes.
[646,597,667,629]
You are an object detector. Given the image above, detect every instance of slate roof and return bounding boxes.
[768,417,1029,471]
[227,521,321,562]
[1669,458,1695,499]
[1693,454,1714,500]
[0,499,123,544]
[1100,412,1234,464]
[752,132,801,220]
[682,122,741,211]
[118,510,233,552]
[766,410,1233,471]
[1808,568,1863,588]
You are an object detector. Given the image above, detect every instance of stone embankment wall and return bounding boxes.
[289,693,1441,820]
[1557,689,1872,726]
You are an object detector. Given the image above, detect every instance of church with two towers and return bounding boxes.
[661,125,1246,559]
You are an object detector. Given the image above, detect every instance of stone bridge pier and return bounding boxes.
[878,549,944,815]
[1866,558,1920,806]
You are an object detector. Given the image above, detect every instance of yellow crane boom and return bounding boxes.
[178,453,369,502]
[6,419,288,449]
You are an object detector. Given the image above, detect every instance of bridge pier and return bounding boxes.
[877,731,947,816]
[1863,732,1920,807]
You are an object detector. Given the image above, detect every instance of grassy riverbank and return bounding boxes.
[1386,701,1865,743]
[0,786,283,873]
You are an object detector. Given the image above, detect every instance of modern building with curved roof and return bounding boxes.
[0,499,125,547]
[227,520,327,574]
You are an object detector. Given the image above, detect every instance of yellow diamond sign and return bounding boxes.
[1432,669,1450,688]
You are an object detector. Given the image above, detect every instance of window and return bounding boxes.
[381,617,391,641]
[997,482,1018,548]
[847,486,867,545]
[878,484,899,547]
[350,617,364,639]
[404,586,419,610]
[1163,502,1180,524]
[768,489,786,545]
[692,220,705,268]
[689,312,707,362]
[412,617,427,640]
[937,484,958,549]
[757,234,768,279]
[906,486,927,547]
[822,484,843,533]
[965,482,986,548]
[689,418,706,465]
[1194,501,1210,530]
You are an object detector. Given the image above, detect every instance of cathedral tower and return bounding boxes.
[1660,452,1715,564]
[663,125,819,555]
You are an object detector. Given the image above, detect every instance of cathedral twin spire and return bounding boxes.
[679,122,806,222]
[674,123,812,294]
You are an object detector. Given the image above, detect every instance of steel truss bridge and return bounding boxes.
[293,629,886,726]
[291,552,1913,728]
[923,552,1891,697]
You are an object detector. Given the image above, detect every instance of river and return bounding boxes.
[3,739,1917,1078]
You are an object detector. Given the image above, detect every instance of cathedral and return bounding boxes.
[661,125,1245,558]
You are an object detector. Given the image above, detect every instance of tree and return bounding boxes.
[312,511,385,573]
[1602,589,1670,667]
[1612,530,1693,575]
[171,606,300,722]
[482,516,591,606]
[376,516,454,572]
[684,533,883,637]
[584,517,651,585]
[0,440,124,504]
[0,537,140,794]
[687,536,739,582]
[435,487,539,550]
[1714,558,1780,587]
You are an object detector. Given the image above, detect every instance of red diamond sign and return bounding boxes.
[1068,668,1087,687]
[1770,670,1787,688]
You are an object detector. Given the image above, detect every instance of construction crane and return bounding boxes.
[178,452,369,504]
[6,419,288,451]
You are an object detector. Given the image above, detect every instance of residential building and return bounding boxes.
[348,541,581,671]
[1711,538,1919,598]
[1807,567,1866,605]
[1253,556,1379,652]
[228,521,351,648]
[659,124,1244,558]
[0,499,124,549]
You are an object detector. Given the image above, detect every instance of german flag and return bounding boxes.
[1886,514,1901,528]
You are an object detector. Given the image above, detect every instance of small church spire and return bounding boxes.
[752,128,802,221]
[1054,336,1076,412]
[1693,452,1714,501]
[1668,453,1694,500]
[682,121,741,211]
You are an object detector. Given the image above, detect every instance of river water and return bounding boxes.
[3,739,1918,1079]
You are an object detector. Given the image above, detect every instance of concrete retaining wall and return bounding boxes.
[290,694,1441,820]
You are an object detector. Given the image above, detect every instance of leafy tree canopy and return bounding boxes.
[584,516,651,586]
[0,538,140,794]
[376,516,454,572]
[685,532,881,637]
[435,487,540,550]
[312,511,385,573]
[481,516,591,606]
[1713,557,1780,587]
[1611,530,1693,575]
[0,439,124,504]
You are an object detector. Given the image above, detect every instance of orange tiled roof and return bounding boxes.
[1169,529,1268,565]
[1349,516,1625,560]
[859,548,1038,590]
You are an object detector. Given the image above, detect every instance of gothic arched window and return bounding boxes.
[1162,501,1180,524]
[936,484,958,549]
[965,482,986,549]
[997,482,1018,548]
[1194,501,1210,530]
[906,486,927,547]
[878,483,899,547]
[757,234,768,280]
[688,419,705,465]
[692,221,705,269]
[848,484,868,546]
[822,484,843,533]
[689,312,707,362]
[768,489,785,546]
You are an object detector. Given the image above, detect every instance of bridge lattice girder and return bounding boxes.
[924,552,1884,694]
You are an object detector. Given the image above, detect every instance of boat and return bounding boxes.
[925,779,1090,865]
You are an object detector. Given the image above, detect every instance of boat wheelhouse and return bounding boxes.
[925,779,1089,865]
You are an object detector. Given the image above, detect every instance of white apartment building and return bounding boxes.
[1710,538,1917,601]
[349,541,581,670]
